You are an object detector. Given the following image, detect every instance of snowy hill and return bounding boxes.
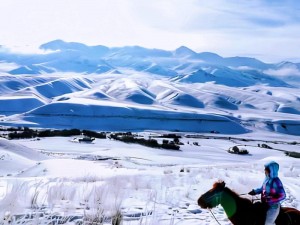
[0,137,49,175]
[0,40,300,135]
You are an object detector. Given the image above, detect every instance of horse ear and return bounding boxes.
[215,180,226,189]
[220,181,226,188]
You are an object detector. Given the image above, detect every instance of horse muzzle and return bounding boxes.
[197,196,212,209]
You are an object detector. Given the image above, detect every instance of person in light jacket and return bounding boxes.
[248,161,286,225]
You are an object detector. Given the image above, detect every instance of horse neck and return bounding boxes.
[220,188,252,225]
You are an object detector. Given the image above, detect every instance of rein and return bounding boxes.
[209,209,222,225]
[240,193,260,203]
[239,193,248,196]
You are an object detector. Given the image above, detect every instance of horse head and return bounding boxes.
[198,181,226,209]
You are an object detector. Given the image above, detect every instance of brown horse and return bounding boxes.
[197,181,300,225]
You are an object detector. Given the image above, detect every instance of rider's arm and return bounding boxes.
[254,186,263,194]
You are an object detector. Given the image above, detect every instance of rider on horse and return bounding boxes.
[248,161,286,225]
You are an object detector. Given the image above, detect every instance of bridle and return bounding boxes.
[202,190,223,225]
[202,189,223,206]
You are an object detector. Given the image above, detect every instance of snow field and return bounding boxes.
[0,134,299,224]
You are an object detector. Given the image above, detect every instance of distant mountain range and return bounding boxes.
[0,40,300,135]
[0,40,298,82]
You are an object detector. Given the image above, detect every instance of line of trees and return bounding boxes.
[1,127,181,150]
[110,133,180,150]
[2,127,106,139]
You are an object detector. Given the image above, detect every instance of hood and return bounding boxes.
[264,161,279,178]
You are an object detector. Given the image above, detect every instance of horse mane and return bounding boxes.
[224,187,252,204]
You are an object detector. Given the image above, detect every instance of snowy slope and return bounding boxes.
[0,137,49,176]
[0,134,299,225]
[0,71,299,135]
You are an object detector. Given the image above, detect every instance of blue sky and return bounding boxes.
[0,0,299,62]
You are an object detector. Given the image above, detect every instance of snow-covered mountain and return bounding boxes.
[0,40,300,135]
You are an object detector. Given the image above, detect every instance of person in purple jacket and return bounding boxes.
[248,161,286,225]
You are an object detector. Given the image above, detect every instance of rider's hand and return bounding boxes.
[248,190,256,196]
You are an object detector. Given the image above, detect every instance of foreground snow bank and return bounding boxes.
[0,133,299,224]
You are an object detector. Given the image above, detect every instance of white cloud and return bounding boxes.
[0,0,299,62]
[265,66,300,77]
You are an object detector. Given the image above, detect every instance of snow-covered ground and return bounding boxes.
[0,131,299,225]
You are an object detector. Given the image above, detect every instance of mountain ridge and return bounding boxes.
[0,40,300,135]
[0,40,298,79]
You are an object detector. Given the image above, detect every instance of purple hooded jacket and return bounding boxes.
[254,161,286,205]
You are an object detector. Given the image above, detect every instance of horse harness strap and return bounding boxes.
[210,191,223,225]
[206,189,225,225]
[209,209,222,225]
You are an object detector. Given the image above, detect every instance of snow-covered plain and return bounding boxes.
[0,132,299,225]
[0,41,300,224]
